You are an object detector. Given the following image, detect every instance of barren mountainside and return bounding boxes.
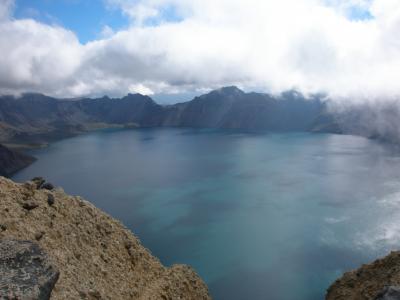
[0,87,337,145]
[4,87,399,146]
[0,177,211,299]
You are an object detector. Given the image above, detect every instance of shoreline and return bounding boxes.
[6,125,397,179]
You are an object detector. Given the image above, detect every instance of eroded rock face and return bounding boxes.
[326,251,400,300]
[0,177,211,299]
[375,286,400,300]
[0,239,59,299]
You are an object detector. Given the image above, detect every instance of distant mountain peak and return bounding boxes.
[124,93,148,100]
[280,89,304,99]
[195,86,244,101]
[122,93,157,105]
[125,93,144,98]
[217,86,245,95]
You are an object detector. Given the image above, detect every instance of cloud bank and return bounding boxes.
[1,0,400,101]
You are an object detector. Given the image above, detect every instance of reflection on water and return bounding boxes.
[12,128,400,300]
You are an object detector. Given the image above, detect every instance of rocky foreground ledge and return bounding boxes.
[0,177,211,299]
[326,249,400,300]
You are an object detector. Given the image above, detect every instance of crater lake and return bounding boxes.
[12,128,400,300]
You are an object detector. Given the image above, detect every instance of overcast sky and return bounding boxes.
[1,0,400,102]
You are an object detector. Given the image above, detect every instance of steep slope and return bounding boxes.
[164,87,329,131]
[78,94,165,126]
[163,86,244,127]
[6,87,400,145]
[0,177,211,300]
[326,250,400,300]
[0,144,36,177]
[0,88,333,145]
[326,101,400,143]
[0,93,165,144]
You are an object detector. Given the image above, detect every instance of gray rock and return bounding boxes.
[0,240,59,300]
[22,201,39,211]
[31,177,45,189]
[47,194,55,206]
[41,183,54,191]
[34,231,45,241]
[375,286,400,300]
[31,178,55,191]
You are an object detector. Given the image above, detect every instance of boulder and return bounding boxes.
[32,177,45,189]
[47,194,55,206]
[22,200,39,211]
[0,239,59,300]
[41,183,54,191]
[375,286,400,300]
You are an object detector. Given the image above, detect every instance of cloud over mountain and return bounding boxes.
[1,0,400,101]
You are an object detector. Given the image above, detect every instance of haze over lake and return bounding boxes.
[12,128,400,300]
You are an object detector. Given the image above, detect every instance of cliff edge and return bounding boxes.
[0,177,211,299]
[327,251,400,300]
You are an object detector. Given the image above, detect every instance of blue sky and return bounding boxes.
[13,0,184,43]
[14,0,128,43]
[347,6,373,20]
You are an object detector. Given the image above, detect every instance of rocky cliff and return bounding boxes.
[0,177,211,300]
[326,251,400,300]
[0,144,36,177]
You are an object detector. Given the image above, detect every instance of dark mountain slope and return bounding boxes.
[0,93,165,143]
[5,86,400,176]
[164,87,330,131]
[0,144,36,177]
[327,101,400,143]
[163,86,244,127]
[78,94,165,125]
[0,87,342,145]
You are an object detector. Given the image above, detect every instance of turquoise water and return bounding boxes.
[12,128,400,300]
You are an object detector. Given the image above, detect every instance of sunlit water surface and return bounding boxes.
[12,128,400,300]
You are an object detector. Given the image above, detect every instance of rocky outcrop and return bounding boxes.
[375,286,400,300]
[0,239,60,299]
[0,177,211,299]
[0,144,36,177]
[326,251,400,300]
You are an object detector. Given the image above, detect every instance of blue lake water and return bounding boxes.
[12,128,400,300]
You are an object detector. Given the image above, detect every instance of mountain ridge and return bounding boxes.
[2,86,400,165]
[0,87,338,146]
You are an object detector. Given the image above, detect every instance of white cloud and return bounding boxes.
[1,0,400,100]
[0,0,14,21]
[100,25,115,38]
[0,18,83,96]
[107,0,160,25]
